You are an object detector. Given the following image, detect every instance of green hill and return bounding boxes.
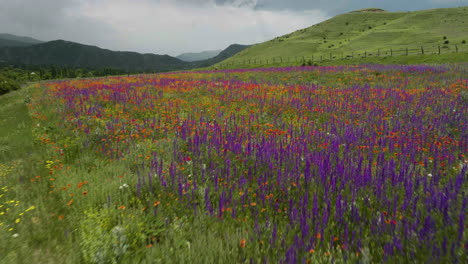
[217,7,468,66]
[0,39,249,72]
[0,40,188,72]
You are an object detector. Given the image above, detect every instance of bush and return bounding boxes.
[462,40,466,44]
[444,40,450,44]
[0,76,20,95]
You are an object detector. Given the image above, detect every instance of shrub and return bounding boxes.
[443,36,447,40]
[444,40,450,44]
[0,76,20,95]
[462,40,466,44]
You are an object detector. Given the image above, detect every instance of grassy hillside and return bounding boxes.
[217,7,468,67]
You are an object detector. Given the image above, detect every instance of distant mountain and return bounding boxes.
[177,49,222,62]
[0,40,189,72]
[190,44,251,68]
[0,33,43,48]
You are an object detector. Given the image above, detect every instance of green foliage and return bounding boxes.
[80,209,127,264]
[0,76,20,95]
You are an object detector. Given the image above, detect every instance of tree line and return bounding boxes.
[0,64,136,95]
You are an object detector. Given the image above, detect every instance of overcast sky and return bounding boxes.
[1,0,467,56]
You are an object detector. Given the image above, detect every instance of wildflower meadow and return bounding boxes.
[1,64,467,263]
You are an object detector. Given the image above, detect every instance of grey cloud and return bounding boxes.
[0,0,75,29]
[0,0,116,45]
[161,0,468,14]
[0,0,466,55]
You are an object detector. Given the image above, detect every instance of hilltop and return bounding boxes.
[350,8,387,13]
[217,7,468,66]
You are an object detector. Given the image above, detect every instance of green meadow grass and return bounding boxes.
[217,7,468,67]
[204,52,468,70]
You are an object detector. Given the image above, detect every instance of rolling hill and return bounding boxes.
[0,40,190,72]
[217,7,468,66]
[0,39,249,72]
[177,49,222,62]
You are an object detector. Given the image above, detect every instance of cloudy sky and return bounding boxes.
[1,0,467,56]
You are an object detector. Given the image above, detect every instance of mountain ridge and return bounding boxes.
[0,39,250,72]
[177,49,222,62]
[0,33,44,48]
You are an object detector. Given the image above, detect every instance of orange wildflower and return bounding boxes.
[66,199,74,206]
[118,205,126,210]
[239,239,247,248]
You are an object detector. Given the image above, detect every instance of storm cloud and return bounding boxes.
[0,0,466,55]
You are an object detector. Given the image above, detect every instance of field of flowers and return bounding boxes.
[3,64,466,263]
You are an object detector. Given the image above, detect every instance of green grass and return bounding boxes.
[217,6,468,67]
[203,52,468,70]
[0,85,73,263]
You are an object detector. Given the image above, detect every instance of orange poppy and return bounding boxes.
[239,239,247,248]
